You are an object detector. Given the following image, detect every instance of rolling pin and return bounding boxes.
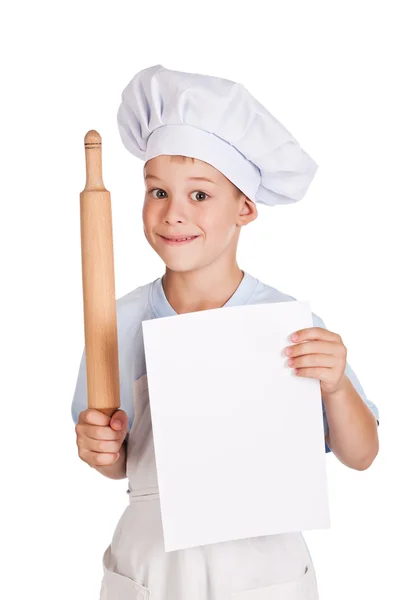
[80,130,120,417]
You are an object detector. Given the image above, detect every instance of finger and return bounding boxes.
[79,447,120,467]
[79,436,123,455]
[286,340,347,360]
[285,341,342,358]
[288,353,337,369]
[110,410,128,431]
[83,424,125,442]
[80,409,110,427]
[285,341,332,358]
[294,366,332,379]
[290,327,342,344]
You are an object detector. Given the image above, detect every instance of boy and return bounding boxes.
[73,64,379,599]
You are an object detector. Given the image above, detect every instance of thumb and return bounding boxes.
[110,409,128,432]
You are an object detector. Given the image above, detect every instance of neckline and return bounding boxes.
[150,270,259,318]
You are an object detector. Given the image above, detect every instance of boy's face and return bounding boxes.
[142,155,257,273]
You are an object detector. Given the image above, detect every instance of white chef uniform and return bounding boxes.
[72,275,379,600]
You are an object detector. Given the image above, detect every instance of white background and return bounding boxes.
[1,1,399,598]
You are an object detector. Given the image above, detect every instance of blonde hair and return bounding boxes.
[168,154,196,164]
[168,154,243,198]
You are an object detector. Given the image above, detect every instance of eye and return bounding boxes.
[190,191,209,202]
[149,188,167,199]
[148,189,209,202]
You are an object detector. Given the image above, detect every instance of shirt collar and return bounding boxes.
[150,270,259,318]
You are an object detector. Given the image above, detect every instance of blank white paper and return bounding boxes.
[142,300,330,552]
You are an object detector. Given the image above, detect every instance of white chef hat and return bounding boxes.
[117,64,318,207]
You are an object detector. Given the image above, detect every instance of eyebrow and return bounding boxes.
[144,174,217,185]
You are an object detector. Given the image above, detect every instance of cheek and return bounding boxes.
[142,202,156,230]
[203,205,236,233]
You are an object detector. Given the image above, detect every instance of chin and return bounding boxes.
[161,259,201,273]
[153,247,201,273]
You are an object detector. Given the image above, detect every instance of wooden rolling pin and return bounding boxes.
[80,130,120,417]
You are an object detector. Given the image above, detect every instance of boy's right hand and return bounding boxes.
[75,408,128,468]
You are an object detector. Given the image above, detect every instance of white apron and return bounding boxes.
[99,373,320,599]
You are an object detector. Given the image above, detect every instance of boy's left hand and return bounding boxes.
[284,327,347,397]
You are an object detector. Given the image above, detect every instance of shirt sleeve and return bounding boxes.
[71,349,87,426]
[312,313,379,454]
[71,347,134,443]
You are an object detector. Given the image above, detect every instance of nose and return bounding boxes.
[162,195,188,225]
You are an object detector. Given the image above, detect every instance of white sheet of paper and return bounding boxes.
[142,300,330,552]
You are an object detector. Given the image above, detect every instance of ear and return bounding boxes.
[238,196,258,225]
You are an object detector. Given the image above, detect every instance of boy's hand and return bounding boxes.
[284,327,347,397]
[75,408,128,468]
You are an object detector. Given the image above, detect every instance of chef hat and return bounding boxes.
[116,64,318,207]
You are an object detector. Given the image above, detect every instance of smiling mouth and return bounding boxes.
[159,234,200,244]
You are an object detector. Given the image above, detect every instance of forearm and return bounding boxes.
[323,375,379,470]
[93,439,128,480]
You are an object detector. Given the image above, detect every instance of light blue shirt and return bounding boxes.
[71,271,379,454]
